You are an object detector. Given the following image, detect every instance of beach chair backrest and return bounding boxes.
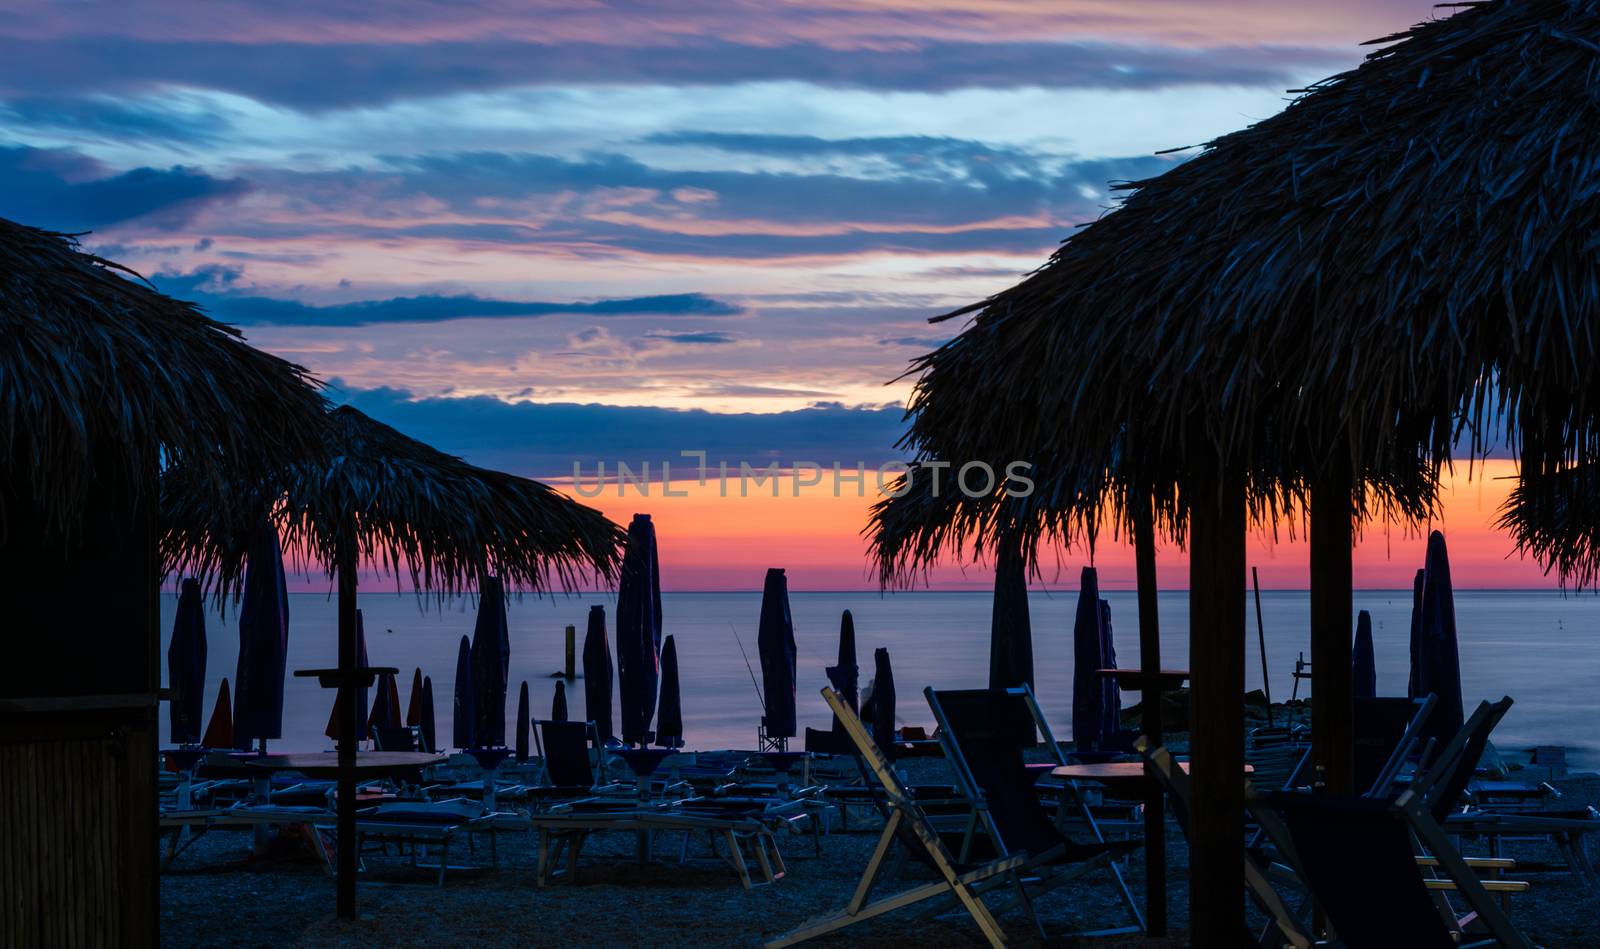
[1410,697,1513,823]
[1266,792,1457,949]
[925,687,1066,859]
[1353,696,1432,794]
[823,687,959,867]
[536,719,597,788]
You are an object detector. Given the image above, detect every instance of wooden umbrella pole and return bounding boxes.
[1132,491,1166,936]
[1309,457,1355,794]
[336,534,360,919]
[1187,460,1247,944]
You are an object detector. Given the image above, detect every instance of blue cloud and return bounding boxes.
[335,385,909,478]
[149,265,741,326]
[0,37,1340,110]
[642,331,738,345]
[0,145,245,230]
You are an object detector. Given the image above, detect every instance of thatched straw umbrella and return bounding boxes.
[0,218,326,944]
[872,0,1600,933]
[163,404,624,918]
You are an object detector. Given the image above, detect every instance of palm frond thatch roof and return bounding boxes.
[1,217,327,532]
[163,405,625,597]
[1499,465,1600,589]
[904,0,1600,524]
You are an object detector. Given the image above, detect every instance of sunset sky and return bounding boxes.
[1,0,1550,590]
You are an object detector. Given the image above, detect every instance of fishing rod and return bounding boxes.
[729,622,766,711]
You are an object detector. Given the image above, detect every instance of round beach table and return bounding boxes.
[243,751,446,779]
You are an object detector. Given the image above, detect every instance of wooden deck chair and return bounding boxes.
[1257,786,1533,949]
[924,686,1142,938]
[528,719,627,810]
[1139,739,1315,948]
[764,688,1029,949]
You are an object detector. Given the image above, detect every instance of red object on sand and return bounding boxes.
[405,668,424,727]
[201,678,234,749]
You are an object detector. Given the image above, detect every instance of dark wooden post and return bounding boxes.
[1187,463,1247,944]
[1310,455,1355,794]
[336,536,360,918]
[1132,492,1166,935]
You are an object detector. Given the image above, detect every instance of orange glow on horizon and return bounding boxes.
[554,460,1560,593]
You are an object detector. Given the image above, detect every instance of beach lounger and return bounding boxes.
[1415,697,1600,887]
[924,686,1142,939]
[355,797,522,885]
[526,719,627,809]
[764,688,1046,949]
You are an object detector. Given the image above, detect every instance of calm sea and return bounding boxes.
[159,589,1600,770]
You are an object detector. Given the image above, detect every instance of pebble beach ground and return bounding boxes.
[161,759,1599,948]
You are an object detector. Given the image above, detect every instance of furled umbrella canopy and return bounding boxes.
[616,514,662,746]
[655,635,684,749]
[866,648,897,760]
[989,536,1034,691]
[233,521,290,750]
[825,610,859,748]
[1353,610,1377,699]
[419,676,437,754]
[405,668,424,728]
[452,635,475,750]
[757,567,798,742]
[167,579,208,745]
[1097,599,1120,744]
[515,682,530,761]
[368,672,402,733]
[471,576,512,748]
[582,605,614,742]
[1071,567,1110,752]
[324,610,371,742]
[1409,531,1464,737]
[551,679,569,722]
[201,678,234,749]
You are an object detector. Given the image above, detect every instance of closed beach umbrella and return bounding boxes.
[201,678,234,749]
[1071,566,1108,752]
[616,514,663,745]
[515,682,530,761]
[420,675,438,754]
[1407,568,1425,696]
[1097,599,1120,744]
[1409,531,1463,736]
[1352,610,1377,699]
[324,610,370,742]
[452,634,475,750]
[989,538,1034,691]
[757,567,798,742]
[167,578,208,745]
[582,605,614,742]
[405,668,424,727]
[233,521,290,750]
[868,647,896,759]
[552,679,569,722]
[656,635,684,749]
[825,610,860,747]
[471,576,511,748]
[369,672,402,732]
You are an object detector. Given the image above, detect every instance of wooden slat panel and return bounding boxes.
[1,729,127,948]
